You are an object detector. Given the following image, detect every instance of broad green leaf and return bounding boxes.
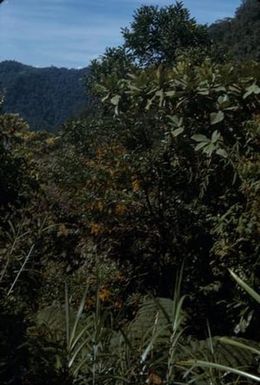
[128,84,141,92]
[156,89,164,106]
[171,127,184,137]
[203,143,215,156]
[110,94,121,106]
[217,95,229,105]
[195,142,208,151]
[168,115,179,126]
[197,88,209,95]
[168,115,183,127]
[213,85,226,92]
[243,83,260,99]
[165,90,176,97]
[211,130,221,143]
[210,111,224,125]
[216,148,228,158]
[228,84,241,94]
[191,134,210,143]
[155,90,164,97]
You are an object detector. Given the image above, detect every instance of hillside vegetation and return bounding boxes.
[209,0,260,61]
[0,61,89,131]
[0,1,259,384]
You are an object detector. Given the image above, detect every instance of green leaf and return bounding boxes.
[145,98,153,110]
[211,130,221,143]
[213,85,226,92]
[228,84,241,94]
[203,143,215,156]
[165,90,176,97]
[210,111,224,125]
[216,148,228,158]
[219,337,260,356]
[156,89,164,107]
[168,115,179,126]
[229,270,260,304]
[168,115,183,127]
[217,94,229,105]
[171,127,184,138]
[243,83,260,99]
[110,95,121,106]
[195,142,208,151]
[101,94,110,103]
[197,88,209,95]
[224,105,239,111]
[182,360,260,382]
[191,134,210,143]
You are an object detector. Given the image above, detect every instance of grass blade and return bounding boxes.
[182,359,260,382]
[69,285,89,347]
[219,337,260,356]
[7,244,34,296]
[229,269,260,304]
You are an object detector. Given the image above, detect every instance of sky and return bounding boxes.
[0,0,241,68]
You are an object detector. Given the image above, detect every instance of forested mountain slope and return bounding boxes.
[0,61,89,131]
[209,0,260,61]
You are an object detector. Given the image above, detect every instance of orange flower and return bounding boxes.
[115,202,127,216]
[90,223,104,236]
[98,288,111,302]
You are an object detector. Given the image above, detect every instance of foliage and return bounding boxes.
[92,58,260,333]
[122,1,210,66]
[209,0,260,61]
[0,1,260,384]
[0,60,89,131]
[0,113,36,208]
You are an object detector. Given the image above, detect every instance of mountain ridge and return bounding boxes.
[0,60,90,131]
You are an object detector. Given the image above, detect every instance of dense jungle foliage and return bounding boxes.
[0,0,260,384]
[0,61,89,131]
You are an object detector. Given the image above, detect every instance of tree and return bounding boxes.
[97,57,260,334]
[122,1,210,66]
[87,47,135,100]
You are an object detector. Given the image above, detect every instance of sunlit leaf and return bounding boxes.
[243,83,260,99]
[111,94,121,106]
[216,148,228,158]
[191,134,210,143]
[210,111,224,125]
[171,127,184,137]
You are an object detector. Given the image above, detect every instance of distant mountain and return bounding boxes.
[0,61,89,131]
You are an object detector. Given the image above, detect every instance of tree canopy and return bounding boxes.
[122,1,210,65]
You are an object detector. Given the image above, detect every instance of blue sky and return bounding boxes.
[0,0,241,68]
